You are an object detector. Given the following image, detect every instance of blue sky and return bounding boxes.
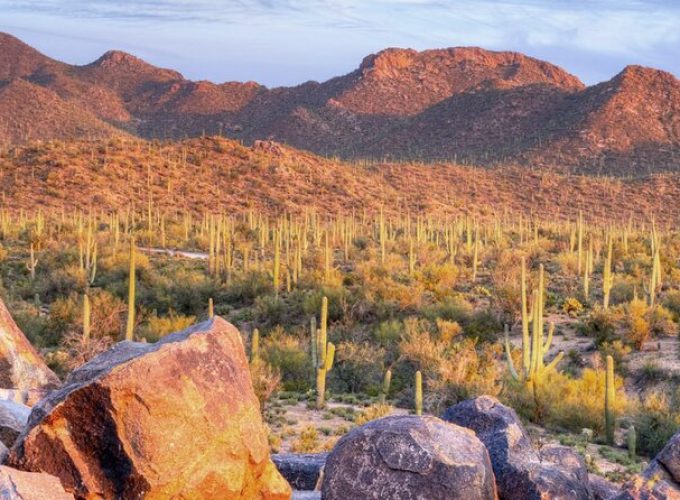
[1,1,678,87]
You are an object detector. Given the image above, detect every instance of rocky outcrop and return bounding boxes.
[7,317,291,500]
[589,474,621,500]
[0,399,29,448]
[272,453,327,491]
[0,297,59,390]
[321,415,497,499]
[443,396,591,499]
[617,430,680,498]
[0,466,73,499]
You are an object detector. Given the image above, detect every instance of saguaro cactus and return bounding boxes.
[83,294,91,342]
[605,354,615,445]
[415,370,423,416]
[380,369,392,404]
[315,296,335,409]
[603,235,613,309]
[504,263,564,416]
[627,425,636,458]
[125,238,136,341]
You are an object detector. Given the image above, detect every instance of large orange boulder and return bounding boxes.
[0,297,59,390]
[8,317,291,500]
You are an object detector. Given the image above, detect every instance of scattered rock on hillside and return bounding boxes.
[0,399,29,448]
[0,297,60,390]
[0,465,73,499]
[272,453,327,490]
[8,317,291,500]
[321,415,497,499]
[443,395,591,499]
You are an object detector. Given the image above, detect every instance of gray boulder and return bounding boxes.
[588,474,621,500]
[0,399,29,448]
[321,415,497,499]
[273,453,327,490]
[442,395,591,499]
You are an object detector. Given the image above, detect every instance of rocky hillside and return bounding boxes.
[2,136,680,222]
[1,32,679,174]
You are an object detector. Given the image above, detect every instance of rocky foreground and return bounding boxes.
[0,295,679,499]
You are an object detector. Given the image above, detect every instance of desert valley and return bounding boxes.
[0,22,680,499]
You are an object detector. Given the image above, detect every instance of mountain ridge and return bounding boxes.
[0,32,678,175]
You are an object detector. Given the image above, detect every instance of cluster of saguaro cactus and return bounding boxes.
[314,296,335,409]
[504,260,564,404]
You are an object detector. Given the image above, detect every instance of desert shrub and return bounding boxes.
[562,297,584,317]
[261,327,310,391]
[648,305,678,337]
[662,291,680,321]
[505,368,627,435]
[425,296,472,323]
[355,404,392,425]
[634,390,680,457]
[579,308,617,346]
[463,309,501,343]
[332,341,386,394]
[373,319,403,347]
[141,309,196,342]
[417,262,459,298]
[624,297,650,349]
[610,281,635,306]
[435,318,463,344]
[291,426,320,453]
[59,330,114,371]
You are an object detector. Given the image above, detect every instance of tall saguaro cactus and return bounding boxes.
[605,354,615,445]
[504,263,564,415]
[415,370,423,416]
[315,296,335,409]
[83,294,91,342]
[125,238,136,341]
[603,234,613,309]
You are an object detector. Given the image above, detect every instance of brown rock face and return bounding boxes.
[321,415,497,499]
[8,317,291,500]
[0,297,59,390]
[0,466,73,499]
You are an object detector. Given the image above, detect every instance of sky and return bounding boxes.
[0,0,678,87]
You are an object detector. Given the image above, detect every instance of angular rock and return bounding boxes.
[272,453,327,490]
[617,430,680,499]
[0,400,29,448]
[8,317,291,500]
[656,432,680,484]
[321,415,497,499]
[0,297,59,390]
[0,465,73,499]
[443,395,591,499]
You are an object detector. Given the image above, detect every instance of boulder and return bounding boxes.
[0,388,49,407]
[321,415,497,499]
[0,297,59,390]
[272,453,327,490]
[540,444,589,485]
[617,430,680,499]
[443,396,591,499]
[0,399,29,448]
[8,317,291,500]
[0,465,73,499]
[588,474,621,500]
